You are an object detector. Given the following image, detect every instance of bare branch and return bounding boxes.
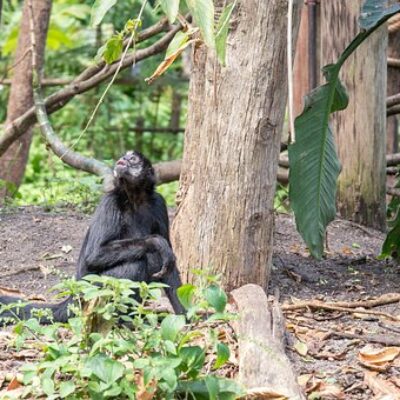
[388,57,400,68]
[387,152,400,166]
[0,78,71,86]
[387,187,400,197]
[0,21,184,157]
[154,160,181,184]
[387,104,400,116]
[387,92,400,108]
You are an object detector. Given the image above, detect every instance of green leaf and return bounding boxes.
[177,283,196,309]
[214,343,230,369]
[288,76,343,259]
[166,31,189,58]
[86,354,125,384]
[177,378,244,399]
[159,0,180,23]
[161,368,178,391]
[359,0,400,30]
[60,381,76,398]
[381,209,400,260]
[289,2,400,259]
[205,375,218,400]
[179,346,205,378]
[160,314,186,341]
[185,0,215,48]
[104,383,122,397]
[91,0,117,26]
[215,2,236,65]
[41,377,55,396]
[103,35,123,64]
[204,285,227,312]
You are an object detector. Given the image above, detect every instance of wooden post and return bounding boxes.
[387,30,400,154]
[320,1,387,231]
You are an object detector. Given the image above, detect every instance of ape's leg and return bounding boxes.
[146,252,184,314]
[160,265,185,315]
[101,260,149,281]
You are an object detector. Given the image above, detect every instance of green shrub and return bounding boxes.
[1,274,243,399]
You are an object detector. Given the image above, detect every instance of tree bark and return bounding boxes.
[0,0,51,200]
[171,0,302,290]
[320,1,387,231]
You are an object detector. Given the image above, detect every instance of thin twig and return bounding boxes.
[63,0,149,157]
[0,18,183,157]
[283,293,400,311]
[283,294,400,322]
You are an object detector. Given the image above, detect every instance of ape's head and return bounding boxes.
[113,151,155,191]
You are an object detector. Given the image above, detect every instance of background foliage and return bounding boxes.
[0,0,188,208]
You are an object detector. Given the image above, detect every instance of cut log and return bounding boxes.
[230,284,305,400]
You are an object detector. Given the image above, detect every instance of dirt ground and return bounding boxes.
[1,206,400,399]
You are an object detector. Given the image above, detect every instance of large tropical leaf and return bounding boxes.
[215,2,236,65]
[91,0,117,26]
[186,0,215,48]
[289,0,400,259]
[289,69,346,259]
[159,0,180,23]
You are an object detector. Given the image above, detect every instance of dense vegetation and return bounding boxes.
[0,0,187,208]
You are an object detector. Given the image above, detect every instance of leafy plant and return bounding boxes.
[289,0,400,259]
[1,274,243,399]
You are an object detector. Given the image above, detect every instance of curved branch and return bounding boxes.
[388,104,400,116]
[154,160,181,184]
[387,92,400,108]
[0,21,183,157]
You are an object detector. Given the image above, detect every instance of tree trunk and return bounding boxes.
[387,30,400,154]
[171,0,302,290]
[293,1,321,118]
[0,0,52,200]
[320,1,387,231]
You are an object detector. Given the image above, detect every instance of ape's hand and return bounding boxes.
[145,235,176,279]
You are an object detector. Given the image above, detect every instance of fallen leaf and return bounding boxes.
[293,340,308,356]
[313,350,347,361]
[341,246,353,255]
[297,374,312,387]
[245,387,288,399]
[310,382,345,399]
[39,265,55,278]
[42,253,63,260]
[358,346,400,371]
[135,372,157,400]
[364,370,400,398]
[389,376,400,389]
[6,377,21,391]
[61,245,73,254]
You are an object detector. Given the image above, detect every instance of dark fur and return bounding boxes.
[0,151,184,324]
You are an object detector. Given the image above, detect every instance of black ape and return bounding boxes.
[0,151,184,323]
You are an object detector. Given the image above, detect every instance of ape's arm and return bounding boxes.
[84,238,148,272]
[86,236,175,273]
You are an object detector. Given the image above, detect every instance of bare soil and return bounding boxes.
[1,207,400,399]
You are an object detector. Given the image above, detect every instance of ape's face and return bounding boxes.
[114,151,143,181]
[114,151,155,188]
